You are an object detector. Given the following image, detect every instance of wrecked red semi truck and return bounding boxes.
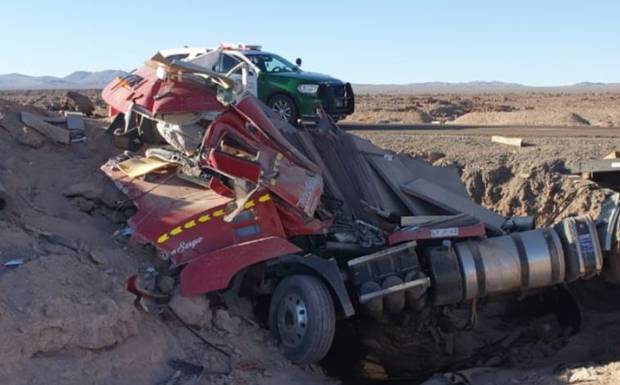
[100,52,620,366]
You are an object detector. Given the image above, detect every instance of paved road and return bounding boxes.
[339,122,620,138]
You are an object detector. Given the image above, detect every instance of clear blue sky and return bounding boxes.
[1,0,618,85]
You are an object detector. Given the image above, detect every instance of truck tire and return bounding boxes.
[268,94,299,126]
[269,274,335,364]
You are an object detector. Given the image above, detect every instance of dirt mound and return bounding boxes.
[0,90,107,117]
[357,131,618,227]
[346,95,475,124]
[0,98,330,385]
[352,130,620,383]
[420,309,620,385]
[355,103,432,124]
[346,92,620,127]
[427,98,473,121]
[570,112,591,125]
[472,104,519,113]
[453,110,593,126]
[0,250,177,385]
[462,160,604,226]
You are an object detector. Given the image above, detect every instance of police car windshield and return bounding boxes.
[245,53,299,73]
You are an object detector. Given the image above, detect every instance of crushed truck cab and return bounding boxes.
[101,50,620,367]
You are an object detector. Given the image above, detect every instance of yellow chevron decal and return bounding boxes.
[157,233,170,244]
[213,209,225,217]
[157,193,272,245]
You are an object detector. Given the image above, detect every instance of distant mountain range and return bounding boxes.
[0,71,619,94]
[352,81,620,94]
[0,70,128,90]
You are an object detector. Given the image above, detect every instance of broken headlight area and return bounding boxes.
[127,265,179,314]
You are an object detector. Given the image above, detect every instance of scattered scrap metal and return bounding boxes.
[491,135,524,147]
[20,110,86,144]
[570,151,620,191]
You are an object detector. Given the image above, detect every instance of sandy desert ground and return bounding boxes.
[345,92,620,127]
[0,90,620,385]
[3,90,620,128]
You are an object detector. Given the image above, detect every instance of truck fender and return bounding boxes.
[179,236,301,296]
[270,254,355,318]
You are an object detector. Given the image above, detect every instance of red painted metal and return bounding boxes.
[101,65,225,117]
[180,236,302,296]
[100,66,332,297]
[207,149,262,183]
[200,104,325,220]
[108,105,119,118]
[388,223,486,246]
[208,176,234,198]
[101,158,291,264]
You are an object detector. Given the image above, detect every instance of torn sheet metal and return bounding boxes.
[117,156,173,178]
[402,178,506,234]
[389,223,486,245]
[65,112,85,130]
[21,111,71,144]
[3,258,24,268]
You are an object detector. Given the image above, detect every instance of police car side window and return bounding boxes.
[220,54,240,73]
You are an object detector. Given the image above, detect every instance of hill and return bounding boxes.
[0,70,127,90]
[352,81,620,94]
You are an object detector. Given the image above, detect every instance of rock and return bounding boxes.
[569,113,590,126]
[568,367,593,383]
[63,182,103,201]
[426,151,446,163]
[88,249,108,266]
[433,158,460,168]
[64,91,94,115]
[500,328,524,348]
[169,294,211,329]
[484,355,503,366]
[101,183,125,208]
[72,196,98,212]
[16,126,45,148]
[157,276,176,294]
[360,357,388,381]
[0,254,140,359]
[47,101,63,111]
[213,309,241,335]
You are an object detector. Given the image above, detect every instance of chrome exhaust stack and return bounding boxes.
[351,195,619,315]
[428,216,603,306]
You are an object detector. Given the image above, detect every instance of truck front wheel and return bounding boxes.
[268,94,299,125]
[268,274,336,364]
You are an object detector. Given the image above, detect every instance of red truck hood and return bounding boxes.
[102,65,225,117]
